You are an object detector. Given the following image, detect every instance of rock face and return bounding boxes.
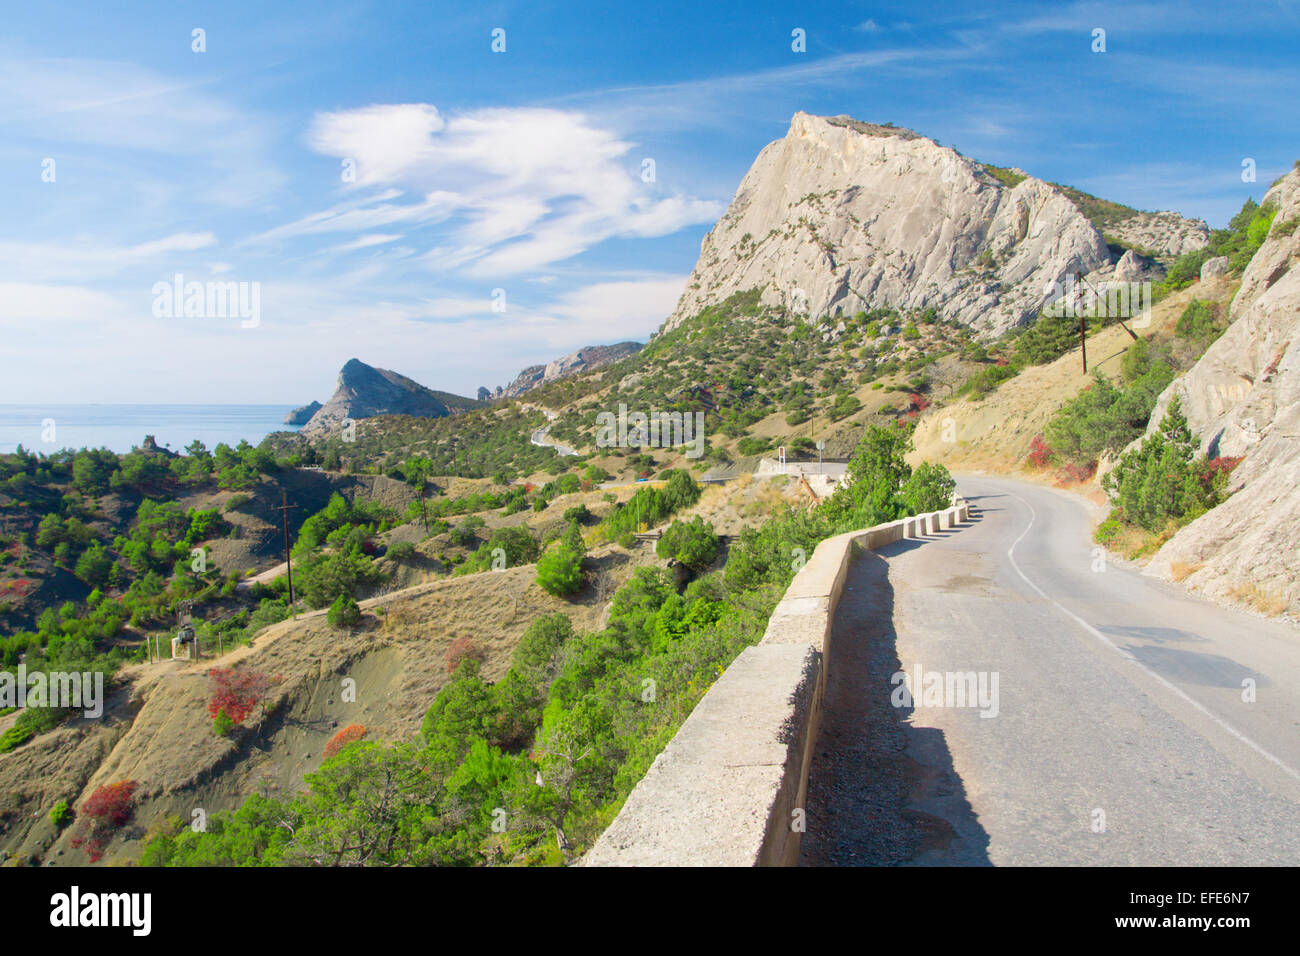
[664,112,1120,337]
[300,359,479,437]
[284,401,322,426]
[501,341,642,398]
[1105,210,1209,258]
[1142,167,1300,613]
[1113,248,1164,283]
[1200,255,1229,281]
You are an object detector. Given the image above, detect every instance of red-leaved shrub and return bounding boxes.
[207,667,272,724]
[1205,455,1243,479]
[446,637,486,674]
[1061,460,1097,484]
[1027,435,1053,469]
[323,724,367,760]
[69,780,138,863]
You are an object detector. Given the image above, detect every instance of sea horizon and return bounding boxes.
[0,403,302,455]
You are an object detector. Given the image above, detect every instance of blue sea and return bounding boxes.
[0,405,301,455]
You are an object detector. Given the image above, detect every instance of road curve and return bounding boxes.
[800,474,1300,866]
[527,407,578,457]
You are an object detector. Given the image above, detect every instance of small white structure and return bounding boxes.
[171,624,197,660]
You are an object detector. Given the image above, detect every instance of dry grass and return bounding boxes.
[1168,560,1204,582]
[907,281,1240,475]
[1228,582,1289,616]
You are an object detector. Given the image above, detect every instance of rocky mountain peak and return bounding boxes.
[662,111,1206,339]
[299,359,480,437]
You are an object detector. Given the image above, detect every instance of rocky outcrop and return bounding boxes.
[1112,248,1164,283]
[1106,210,1209,259]
[663,112,1115,337]
[501,341,642,398]
[284,401,322,426]
[300,359,480,437]
[1142,167,1300,614]
[1200,256,1229,281]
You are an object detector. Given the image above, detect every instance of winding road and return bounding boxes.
[801,475,1300,866]
[527,406,578,457]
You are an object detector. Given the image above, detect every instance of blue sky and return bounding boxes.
[2,0,1297,404]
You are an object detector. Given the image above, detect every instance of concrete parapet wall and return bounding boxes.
[582,501,969,867]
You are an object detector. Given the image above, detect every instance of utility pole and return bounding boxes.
[1079,270,1139,343]
[1064,270,1087,375]
[1080,310,1088,375]
[273,488,298,613]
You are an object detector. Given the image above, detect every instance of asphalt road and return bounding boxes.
[801,475,1300,866]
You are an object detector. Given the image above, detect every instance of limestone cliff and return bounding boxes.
[1106,210,1209,258]
[664,113,1104,336]
[663,113,1207,338]
[1143,167,1300,613]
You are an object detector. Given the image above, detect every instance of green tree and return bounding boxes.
[326,593,362,628]
[1103,397,1221,532]
[405,455,434,530]
[536,544,583,597]
[899,461,956,514]
[656,516,720,572]
[827,424,912,527]
[73,541,113,587]
[283,742,445,866]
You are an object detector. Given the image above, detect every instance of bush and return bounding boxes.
[207,667,272,724]
[70,781,138,862]
[1093,515,1122,545]
[446,638,487,674]
[386,540,416,560]
[327,593,363,628]
[1174,299,1224,349]
[212,707,235,737]
[50,800,73,829]
[536,545,583,596]
[563,504,591,524]
[656,516,720,572]
[511,614,575,682]
[829,393,863,421]
[1026,434,1053,468]
[456,525,539,575]
[899,461,955,514]
[1043,352,1173,468]
[323,724,367,760]
[0,725,33,753]
[296,544,384,608]
[449,517,484,548]
[960,363,1017,398]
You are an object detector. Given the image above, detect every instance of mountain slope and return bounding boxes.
[497,341,643,399]
[301,359,482,437]
[664,112,1205,337]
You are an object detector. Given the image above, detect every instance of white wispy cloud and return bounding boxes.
[0,52,284,207]
[0,232,218,282]
[266,104,723,277]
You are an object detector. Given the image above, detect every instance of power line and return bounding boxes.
[272,487,298,613]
